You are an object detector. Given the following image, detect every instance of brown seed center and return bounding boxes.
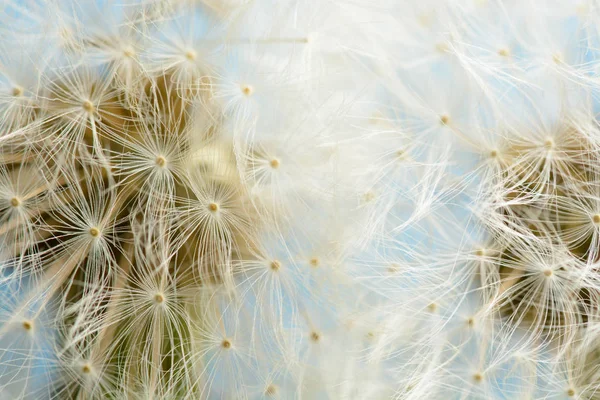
[185,50,197,61]
[241,85,253,96]
[310,331,320,342]
[270,260,281,271]
[265,385,277,396]
[155,156,167,168]
[82,100,94,113]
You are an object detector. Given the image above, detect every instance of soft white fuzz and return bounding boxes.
[1,0,600,399]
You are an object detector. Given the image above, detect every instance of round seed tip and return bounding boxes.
[310,331,320,342]
[185,50,197,61]
[592,214,600,224]
[10,197,20,207]
[497,48,510,57]
[123,47,135,58]
[81,364,91,374]
[241,85,253,96]
[265,385,277,396]
[489,149,498,158]
[567,388,576,397]
[155,155,167,168]
[475,248,485,257]
[467,317,475,327]
[89,227,100,237]
[12,86,23,97]
[552,53,563,64]
[364,191,376,202]
[309,257,319,267]
[22,320,33,331]
[221,339,231,349]
[473,373,483,383]
[82,100,94,113]
[154,293,165,304]
[270,260,281,271]
[439,114,450,125]
[269,158,280,169]
[543,269,553,277]
[544,138,555,149]
[208,202,219,212]
[435,42,449,53]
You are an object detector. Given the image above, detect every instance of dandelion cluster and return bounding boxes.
[2,0,600,399]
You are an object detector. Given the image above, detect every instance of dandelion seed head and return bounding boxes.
[3,2,600,399]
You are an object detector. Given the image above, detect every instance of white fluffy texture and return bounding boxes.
[1,0,600,399]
